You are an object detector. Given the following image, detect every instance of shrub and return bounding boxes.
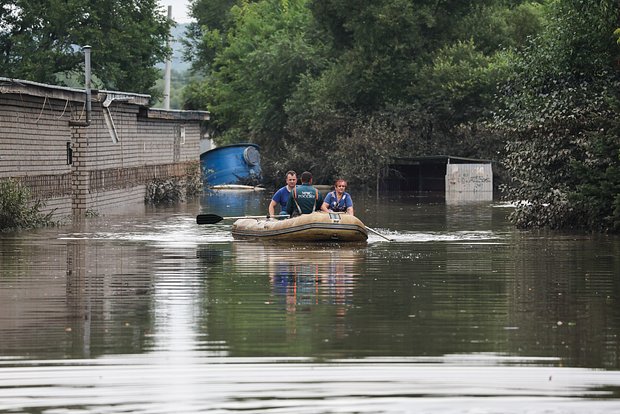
[145,178,185,204]
[0,179,55,231]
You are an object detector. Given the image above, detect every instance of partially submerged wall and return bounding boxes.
[0,78,209,218]
[383,156,494,202]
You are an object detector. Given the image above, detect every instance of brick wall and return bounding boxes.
[0,94,73,177]
[0,79,209,218]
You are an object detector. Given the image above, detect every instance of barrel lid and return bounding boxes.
[243,146,260,166]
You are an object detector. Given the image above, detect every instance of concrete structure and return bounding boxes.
[382,155,494,202]
[0,77,209,218]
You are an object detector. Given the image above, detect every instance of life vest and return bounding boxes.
[292,185,319,215]
[328,191,347,212]
[293,186,319,201]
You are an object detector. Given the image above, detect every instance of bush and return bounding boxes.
[145,178,185,204]
[0,179,55,231]
[146,163,204,204]
[493,0,620,233]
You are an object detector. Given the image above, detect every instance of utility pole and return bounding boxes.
[163,5,172,110]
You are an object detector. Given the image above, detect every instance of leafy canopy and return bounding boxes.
[495,0,620,231]
[0,0,172,94]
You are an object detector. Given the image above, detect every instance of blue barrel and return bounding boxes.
[200,143,262,186]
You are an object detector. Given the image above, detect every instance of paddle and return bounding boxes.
[196,213,289,225]
[322,211,394,242]
[365,225,394,242]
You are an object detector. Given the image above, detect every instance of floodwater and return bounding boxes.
[0,190,619,414]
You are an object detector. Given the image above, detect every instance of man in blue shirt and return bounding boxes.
[268,170,297,216]
[286,171,324,216]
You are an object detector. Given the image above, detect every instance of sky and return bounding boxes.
[159,0,192,24]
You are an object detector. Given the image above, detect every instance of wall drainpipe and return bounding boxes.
[69,45,92,126]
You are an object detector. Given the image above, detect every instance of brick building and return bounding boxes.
[0,77,209,218]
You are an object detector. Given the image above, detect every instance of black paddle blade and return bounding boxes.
[196,214,224,225]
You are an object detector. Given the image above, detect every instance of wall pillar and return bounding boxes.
[70,127,89,217]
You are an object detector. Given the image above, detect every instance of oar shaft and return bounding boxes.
[196,213,289,225]
[219,215,269,220]
[365,225,393,241]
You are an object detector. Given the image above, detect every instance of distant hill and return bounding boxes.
[157,23,191,73]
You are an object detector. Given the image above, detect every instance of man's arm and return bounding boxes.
[268,199,277,216]
[285,191,295,216]
[315,191,324,211]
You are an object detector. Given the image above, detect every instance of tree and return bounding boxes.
[185,0,323,148]
[0,0,172,94]
[495,0,620,232]
[184,0,545,185]
[184,0,243,71]
[284,0,542,181]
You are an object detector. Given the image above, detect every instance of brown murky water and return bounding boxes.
[0,191,619,413]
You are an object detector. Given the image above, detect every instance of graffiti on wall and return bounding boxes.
[445,164,493,202]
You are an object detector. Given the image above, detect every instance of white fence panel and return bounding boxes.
[445,163,493,203]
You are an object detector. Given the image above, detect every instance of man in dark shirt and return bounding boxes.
[286,171,323,216]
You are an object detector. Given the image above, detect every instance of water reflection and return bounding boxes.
[0,235,73,358]
[68,238,157,357]
[198,243,364,357]
[267,246,360,346]
[506,233,620,369]
[1,198,620,413]
[266,246,359,303]
[200,188,265,217]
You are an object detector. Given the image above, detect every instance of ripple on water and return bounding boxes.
[0,356,620,413]
[1,199,619,413]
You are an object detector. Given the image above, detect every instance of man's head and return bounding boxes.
[286,170,297,187]
[300,171,312,184]
[285,170,297,188]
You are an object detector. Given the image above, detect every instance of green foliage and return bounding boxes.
[184,0,242,69]
[0,179,55,231]
[326,112,415,186]
[280,1,532,178]
[495,0,620,232]
[185,0,545,158]
[0,0,172,94]
[180,0,619,233]
[458,2,544,55]
[186,0,322,149]
[416,40,511,126]
[570,130,620,232]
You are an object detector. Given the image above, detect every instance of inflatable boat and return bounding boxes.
[231,212,368,242]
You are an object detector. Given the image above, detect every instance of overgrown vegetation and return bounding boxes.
[184,0,542,183]
[185,162,205,197]
[145,164,203,204]
[145,178,185,204]
[182,0,619,232]
[4,0,618,232]
[0,179,55,231]
[494,0,620,232]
